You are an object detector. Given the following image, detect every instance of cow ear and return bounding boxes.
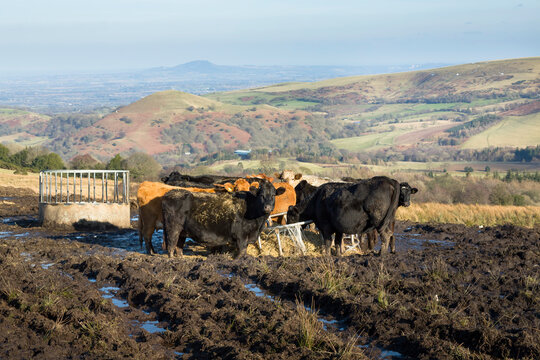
[275,187,286,196]
[287,205,299,215]
[411,187,418,194]
[213,184,228,192]
[294,173,302,180]
[234,191,248,199]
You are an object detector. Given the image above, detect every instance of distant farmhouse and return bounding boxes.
[234,149,251,159]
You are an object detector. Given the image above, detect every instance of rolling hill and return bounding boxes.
[1,57,538,166]
[68,90,314,161]
[207,57,540,153]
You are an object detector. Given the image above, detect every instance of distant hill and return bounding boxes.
[1,57,538,166]
[207,57,540,154]
[68,90,316,161]
[0,60,451,112]
[0,109,50,147]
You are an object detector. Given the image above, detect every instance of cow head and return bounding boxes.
[286,205,300,224]
[398,182,418,207]
[234,180,285,219]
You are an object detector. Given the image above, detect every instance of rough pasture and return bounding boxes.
[0,187,539,359]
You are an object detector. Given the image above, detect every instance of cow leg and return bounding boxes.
[368,230,377,252]
[175,235,187,257]
[142,223,156,255]
[389,221,396,253]
[234,237,248,259]
[359,233,368,252]
[335,233,344,257]
[379,227,392,255]
[319,228,334,256]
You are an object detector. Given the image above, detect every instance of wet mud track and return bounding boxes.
[0,191,539,359]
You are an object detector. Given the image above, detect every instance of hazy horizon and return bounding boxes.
[1,0,539,75]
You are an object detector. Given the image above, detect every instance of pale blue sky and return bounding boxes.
[1,0,538,74]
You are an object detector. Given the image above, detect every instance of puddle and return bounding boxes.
[244,283,277,302]
[13,232,30,238]
[69,229,167,254]
[406,237,454,247]
[131,215,139,221]
[357,344,404,359]
[112,298,130,308]
[140,320,167,334]
[2,218,11,223]
[0,231,29,239]
[41,262,55,270]
[99,286,121,299]
[0,197,14,201]
[61,271,74,280]
[318,317,346,331]
[88,278,97,283]
[380,349,404,358]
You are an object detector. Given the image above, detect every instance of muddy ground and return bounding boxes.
[0,187,538,359]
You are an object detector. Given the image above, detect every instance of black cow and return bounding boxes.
[288,176,417,256]
[161,180,285,258]
[293,179,319,206]
[161,171,239,187]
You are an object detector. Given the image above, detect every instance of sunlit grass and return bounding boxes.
[397,203,540,228]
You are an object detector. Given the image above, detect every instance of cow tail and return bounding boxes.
[379,179,400,232]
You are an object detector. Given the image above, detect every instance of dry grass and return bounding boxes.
[0,169,40,193]
[0,169,139,202]
[397,203,540,228]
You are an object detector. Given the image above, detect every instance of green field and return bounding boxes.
[462,114,540,149]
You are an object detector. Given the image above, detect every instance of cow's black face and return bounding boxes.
[257,181,276,215]
[239,180,278,219]
[286,205,300,224]
[398,182,418,207]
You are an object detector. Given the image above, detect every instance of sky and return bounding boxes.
[1,0,539,74]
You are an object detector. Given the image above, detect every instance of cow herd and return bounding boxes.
[137,171,417,258]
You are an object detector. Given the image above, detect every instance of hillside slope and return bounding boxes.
[208,57,540,153]
[69,90,314,160]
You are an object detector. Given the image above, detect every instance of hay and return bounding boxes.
[247,227,365,257]
[191,193,246,226]
[247,228,325,257]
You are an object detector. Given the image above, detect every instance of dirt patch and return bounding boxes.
[1,195,539,359]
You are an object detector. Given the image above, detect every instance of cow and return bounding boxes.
[288,176,417,256]
[137,181,235,255]
[161,171,238,187]
[268,181,295,225]
[161,180,285,258]
[276,170,336,188]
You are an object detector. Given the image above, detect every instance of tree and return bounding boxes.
[106,154,125,170]
[0,143,8,161]
[31,153,65,171]
[124,152,162,181]
[70,154,101,169]
[9,149,31,167]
